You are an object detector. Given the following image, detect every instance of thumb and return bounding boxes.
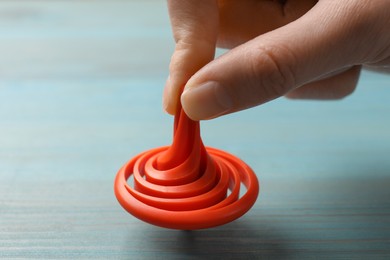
[181,1,370,120]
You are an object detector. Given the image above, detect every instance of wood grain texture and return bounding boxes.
[0,1,390,259]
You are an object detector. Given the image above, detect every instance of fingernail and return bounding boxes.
[163,86,169,111]
[162,76,171,113]
[181,81,232,120]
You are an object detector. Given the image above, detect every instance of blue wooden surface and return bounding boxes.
[1,1,390,259]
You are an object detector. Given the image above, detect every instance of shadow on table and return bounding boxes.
[151,219,289,259]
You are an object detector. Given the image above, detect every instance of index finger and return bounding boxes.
[164,0,219,115]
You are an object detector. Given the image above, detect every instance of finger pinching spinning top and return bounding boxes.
[114,101,259,230]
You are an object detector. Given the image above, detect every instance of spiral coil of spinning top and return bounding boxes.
[114,105,259,230]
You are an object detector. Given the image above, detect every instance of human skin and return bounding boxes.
[163,0,390,120]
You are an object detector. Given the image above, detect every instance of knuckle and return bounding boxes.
[248,44,297,99]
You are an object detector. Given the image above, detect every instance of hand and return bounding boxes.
[163,0,390,120]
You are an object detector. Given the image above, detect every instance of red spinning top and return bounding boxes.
[114,101,259,230]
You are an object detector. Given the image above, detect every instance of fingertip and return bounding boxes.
[162,96,176,116]
[163,77,177,115]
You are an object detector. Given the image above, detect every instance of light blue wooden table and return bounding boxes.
[1,1,390,259]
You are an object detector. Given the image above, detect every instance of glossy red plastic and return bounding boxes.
[114,104,259,230]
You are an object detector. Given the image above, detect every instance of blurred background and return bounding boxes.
[0,1,389,258]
